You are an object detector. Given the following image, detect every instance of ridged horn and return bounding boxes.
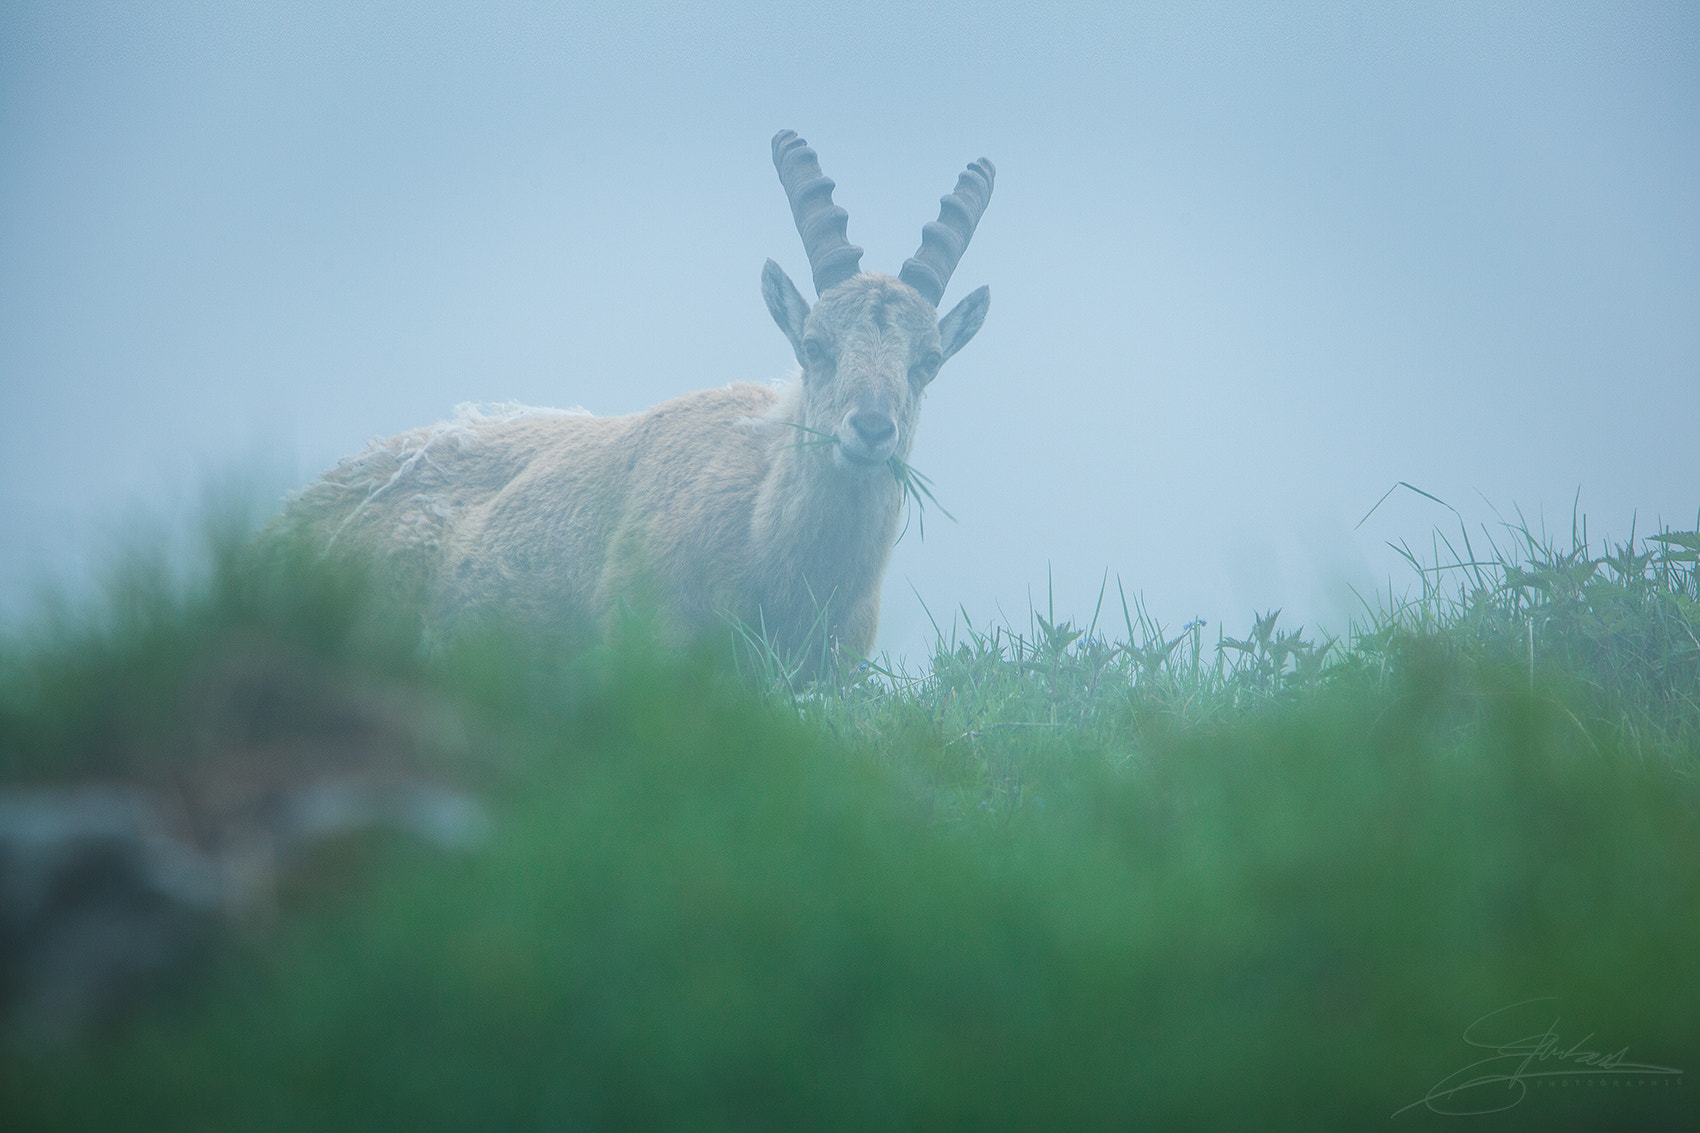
[898,158,996,307]
[771,130,863,296]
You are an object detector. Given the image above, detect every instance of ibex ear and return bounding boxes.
[937,285,990,363]
[761,259,811,365]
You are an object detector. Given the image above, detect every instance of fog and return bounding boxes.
[2,1,1695,664]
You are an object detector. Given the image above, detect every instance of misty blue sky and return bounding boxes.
[2,1,1696,661]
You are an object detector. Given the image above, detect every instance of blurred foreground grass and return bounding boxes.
[1,510,1697,1129]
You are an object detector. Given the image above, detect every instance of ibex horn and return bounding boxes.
[899,158,996,308]
[772,130,864,296]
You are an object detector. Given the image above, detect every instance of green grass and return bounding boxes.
[1,506,1697,1129]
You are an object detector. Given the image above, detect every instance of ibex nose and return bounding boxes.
[849,408,896,450]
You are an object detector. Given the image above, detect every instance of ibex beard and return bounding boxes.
[281,131,994,674]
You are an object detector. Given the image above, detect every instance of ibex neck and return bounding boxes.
[749,390,905,643]
[757,433,904,569]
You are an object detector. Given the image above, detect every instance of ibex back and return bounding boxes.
[284,131,994,667]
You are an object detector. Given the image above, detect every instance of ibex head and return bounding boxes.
[761,130,993,474]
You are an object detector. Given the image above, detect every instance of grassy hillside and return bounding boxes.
[1,512,1696,1129]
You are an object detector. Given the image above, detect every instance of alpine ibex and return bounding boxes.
[284,131,994,667]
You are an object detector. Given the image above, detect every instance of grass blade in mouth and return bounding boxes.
[780,421,839,452]
[888,455,956,540]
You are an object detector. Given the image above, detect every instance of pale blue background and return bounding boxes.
[3,2,1695,661]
